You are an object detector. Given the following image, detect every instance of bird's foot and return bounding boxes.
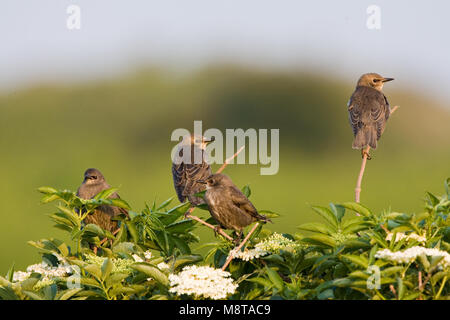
[232,231,243,245]
[213,226,222,237]
[361,149,372,160]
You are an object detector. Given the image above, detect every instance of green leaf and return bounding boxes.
[110,198,131,210]
[166,219,196,233]
[57,288,83,300]
[265,267,284,291]
[311,206,338,229]
[157,197,174,210]
[258,210,280,218]
[38,186,58,194]
[301,234,337,248]
[341,254,369,269]
[23,291,44,300]
[83,224,106,238]
[159,202,191,225]
[397,277,405,300]
[41,194,61,204]
[297,222,334,235]
[340,202,372,218]
[330,203,345,223]
[94,187,119,201]
[6,262,15,283]
[241,185,251,198]
[101,258,114,280]
[84,264,102,279]
[131,263,169,286]
[246,277,273,288]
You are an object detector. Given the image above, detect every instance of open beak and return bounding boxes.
[382,77,394,82]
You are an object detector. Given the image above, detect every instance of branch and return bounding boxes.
[216,145,245,174]
[354,106,400,205]
[185,209,234,242]
[221,222,260,271]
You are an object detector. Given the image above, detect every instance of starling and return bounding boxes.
[198,173,271,240]
[172,134,214,206]
[348,73,394,159]
[76,168,128,233]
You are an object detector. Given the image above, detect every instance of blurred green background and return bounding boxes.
[1,66,449,273]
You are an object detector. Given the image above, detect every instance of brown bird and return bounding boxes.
[76,168,128,233]
[172,134,214,207]
[348,73,394,159]
[198,173,271,242]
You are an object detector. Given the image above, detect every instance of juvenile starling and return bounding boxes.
[348,73,394,159]
[76,168,128,233]
[172,134,213,206]
[198,173,271,240]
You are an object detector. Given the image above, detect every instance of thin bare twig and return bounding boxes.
[216,145,245,174]
[221,222,260,271]
[354,106,400,204]
[185,209,234,242]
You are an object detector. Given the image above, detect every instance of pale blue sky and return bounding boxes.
[1,1,450,103]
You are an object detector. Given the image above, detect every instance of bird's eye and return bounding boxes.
[373,79,379,83]
[92,176,97,180]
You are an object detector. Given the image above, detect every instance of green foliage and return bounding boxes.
[1,179,449,300]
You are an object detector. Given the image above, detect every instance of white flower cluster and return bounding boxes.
[385,232,426,243]
[12,261,74,284]
[375,246,450,268]
[157,262,170,270]
[254,233,300,254]
[132,250,153,262]
[228,247,267,261]
[168,265,238,300]
[228,233,301,261]
[85,254,135,273]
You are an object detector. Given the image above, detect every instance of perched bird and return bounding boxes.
[348,73,394,159]
[198,173,271,241]
[76,168,128,233]
[172,134,214,206]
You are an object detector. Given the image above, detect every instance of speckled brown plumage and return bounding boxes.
[172,135,213,206]
[348,73,393,150]
[76,168,128,233]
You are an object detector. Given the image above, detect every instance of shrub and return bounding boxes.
[0,179,448,300]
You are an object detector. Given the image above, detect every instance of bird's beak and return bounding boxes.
[196,180,207,184]
[382,77,394,82]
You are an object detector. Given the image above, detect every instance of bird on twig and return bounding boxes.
[348,73,394,159]
[197,173,271,243]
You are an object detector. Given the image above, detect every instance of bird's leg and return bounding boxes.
[93,246,98,255]
[232,231,243,245]
[214,225,223,238]
[184,206,195,219]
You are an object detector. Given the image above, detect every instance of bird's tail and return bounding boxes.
[352,126,377,150]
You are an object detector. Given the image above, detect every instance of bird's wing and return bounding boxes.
[227,186,262,220]
[369,92,390,139]
[348,87,389,139]
[348,95,361,136]
[172,162,187,203]
[182,162,211,196]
